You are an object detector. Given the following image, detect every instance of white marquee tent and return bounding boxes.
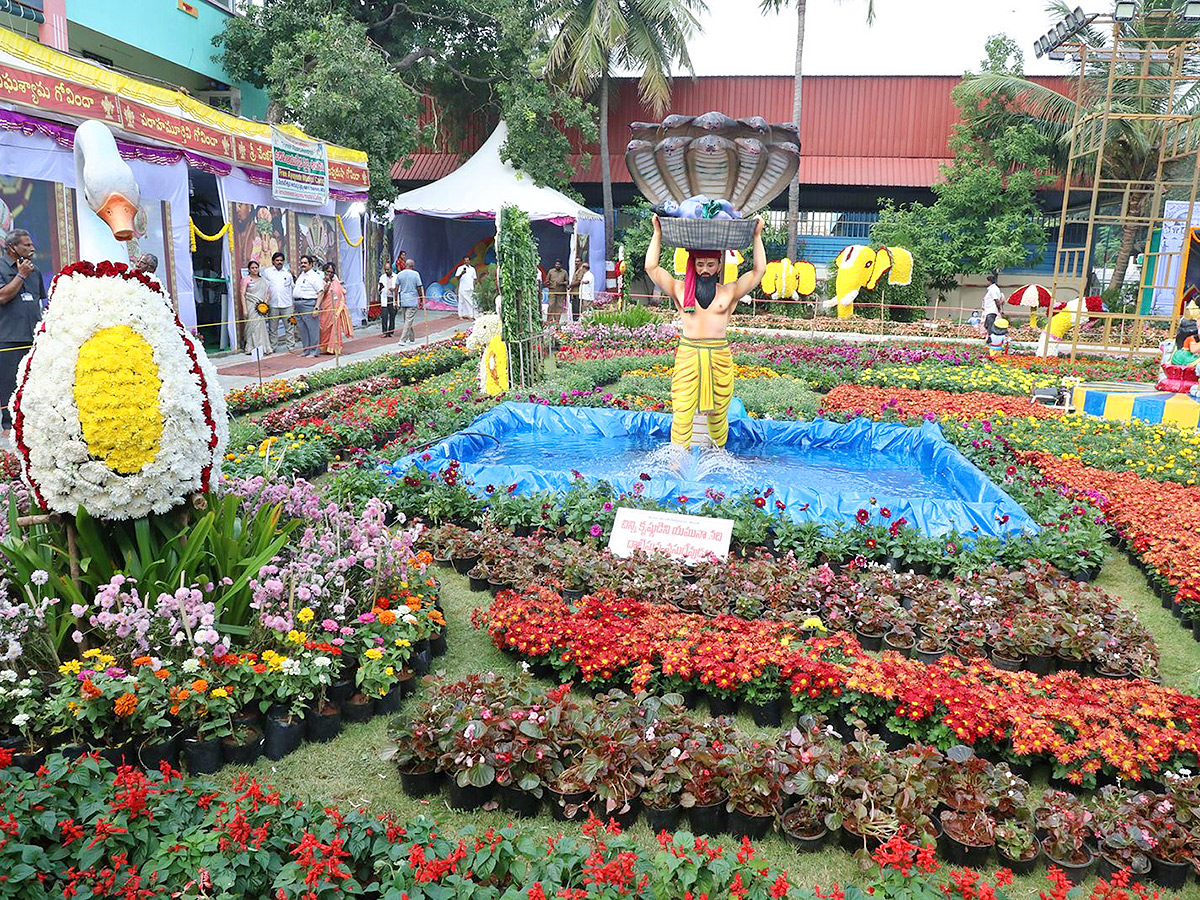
[390,121,605,303]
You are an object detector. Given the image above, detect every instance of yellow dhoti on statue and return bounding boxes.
[671,337,734,447]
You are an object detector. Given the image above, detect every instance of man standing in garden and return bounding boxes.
[982,273,1003,338]
[546,259,569,323]
[644,215,765,449]
[397,258,424,344]
[263,251,296,351]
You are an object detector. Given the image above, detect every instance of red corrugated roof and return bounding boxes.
[392,74,1073,189]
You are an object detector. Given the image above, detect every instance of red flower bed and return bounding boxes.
[820,385,1062,421]
[1023,451,1200,606]
[481,586,1200,782]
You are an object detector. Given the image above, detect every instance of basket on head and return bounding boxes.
[660,217,756,251]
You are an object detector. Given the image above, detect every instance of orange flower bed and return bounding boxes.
[483,586,1200,783]
[820,385,1062,421]
[1023,451,1200,605]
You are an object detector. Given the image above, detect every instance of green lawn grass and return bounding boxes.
[222,548,1200,899]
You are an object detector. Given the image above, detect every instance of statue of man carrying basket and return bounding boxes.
[627,111,798,449]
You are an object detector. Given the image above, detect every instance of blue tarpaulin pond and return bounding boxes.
[387,402,1037,538]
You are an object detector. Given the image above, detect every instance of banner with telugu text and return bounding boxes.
[270,126,329,206]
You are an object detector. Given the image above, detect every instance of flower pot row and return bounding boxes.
[181,680,413,777]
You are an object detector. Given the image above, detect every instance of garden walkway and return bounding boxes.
[212,310,471,391]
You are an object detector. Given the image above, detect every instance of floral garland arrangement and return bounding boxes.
[12,263,227,519]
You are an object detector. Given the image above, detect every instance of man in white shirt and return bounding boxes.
[378,260,398,336]
[981,273,1003,338]
[292,254,325,356]
[454,257,476,319]
[577,262,595,310]
[262,252,296,351]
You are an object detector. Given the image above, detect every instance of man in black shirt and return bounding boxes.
[0,230,46,432]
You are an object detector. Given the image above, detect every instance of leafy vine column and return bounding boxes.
[497,205,544,387]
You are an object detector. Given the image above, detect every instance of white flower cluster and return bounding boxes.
[12,271,229,520]
[465,314,501,353]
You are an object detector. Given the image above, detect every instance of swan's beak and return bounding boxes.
[95,192,138,240]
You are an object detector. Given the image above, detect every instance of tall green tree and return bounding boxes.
[546,0,707,261]
[217,0,597,205]
[959,0,1200,295]
[216,4,424,210]
[755,0,875,260]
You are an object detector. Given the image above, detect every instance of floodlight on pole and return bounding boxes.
[1113,1,1137,21]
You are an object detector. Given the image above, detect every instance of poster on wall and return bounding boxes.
[231,202,288,270]
[296,213,337,267]
[0,175,63,296]
[1152,200,1200,314]
[270,127,329,206]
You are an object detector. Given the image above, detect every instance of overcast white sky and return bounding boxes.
[674,0,1079,76]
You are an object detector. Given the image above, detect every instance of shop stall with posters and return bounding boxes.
[0,28,369,345]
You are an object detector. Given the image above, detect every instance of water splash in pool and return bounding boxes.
[640,443,751,485]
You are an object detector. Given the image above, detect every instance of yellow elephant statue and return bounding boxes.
[822,245,914,318]
[762,258,818,299]
[674,248,744,286]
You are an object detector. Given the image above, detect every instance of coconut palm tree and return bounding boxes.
[547,0,706,260]
[757,0,875,260]
[960,0,1200,295]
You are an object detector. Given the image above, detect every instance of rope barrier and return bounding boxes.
[188,218,234,254]
[335,215,364,248]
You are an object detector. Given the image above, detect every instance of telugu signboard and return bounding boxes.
[607,508,732,562]
[270,126,329,206]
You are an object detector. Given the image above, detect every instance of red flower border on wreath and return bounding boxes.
[50,260,164,299]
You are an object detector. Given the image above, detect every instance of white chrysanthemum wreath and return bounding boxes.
[11,261,228,520]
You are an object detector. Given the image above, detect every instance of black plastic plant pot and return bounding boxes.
[780,811,828,853]
[137,735,179,771]
[395,673,416,699]
[1150,855,1191,889]
[749,699,784,728]
[1057,657,1087,675]
[375,686,403,715]
[1044,846,1095,885]
[447,780,493,811]
[943,833,993,869]
[854,628,885,652]
[400,767,442,798]
[709,695,739,718]
[264,716,303,760]
[548,788,591,822]
[13,745,48,772]
[513,524,533,538]
[451,554,480,575]
[221,731,263,766]
[727,809,774,840]
[469,574,490,592]
[488,580,511,596]
[499,785,541,818]
[411,647,432,677]
[681,688,701,710]
[644,804,683,834]
[433,554,452,569]
[306,708,342,743]
[1193,619,1200,642]
[914,648,946,666]
[840,825,885,854]
[688,802,727,836]
[431,632,448,657]
[95,744,130,768]
[1025,655,1054,676]
[183,737,222,775]
[342,696,375,724]
[563,587,585,603]
[328,679,354,707]
[1163,595,1175,611]
[999,848,1041,877]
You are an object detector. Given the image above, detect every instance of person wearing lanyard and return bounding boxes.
[292,254,325,357]
[0,230,45,433]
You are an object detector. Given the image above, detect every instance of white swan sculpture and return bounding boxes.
[73,120,141,258]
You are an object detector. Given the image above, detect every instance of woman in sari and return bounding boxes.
[241,260,273,357]
[319,261,353,355]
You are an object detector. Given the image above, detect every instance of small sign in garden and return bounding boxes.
[608,507,732,562]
